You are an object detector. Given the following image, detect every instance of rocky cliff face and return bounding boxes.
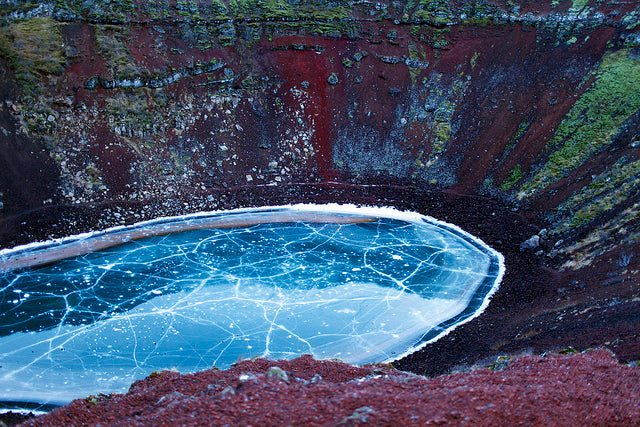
[0,0,638,374]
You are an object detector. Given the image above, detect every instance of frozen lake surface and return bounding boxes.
[0,204,503,406]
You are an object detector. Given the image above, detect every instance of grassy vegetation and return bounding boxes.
[412,0,455,26]
[407,43,425,83]
[431,30,449,49]
[519,49,640,198]
[554,158,640,231]
[460,2,502,26]
[1,0,532,49]
[435,122,451,144]
[0,17,65,96]
[504,120,530,151]
[106,92,150,118]
[52,0,135,23]
[95,24,135,77]
[470,52,480,68]
[513,120,530,139]
[88,0,134,23]
[570,0,589,12]
[145,0,173,20]
[500,165,522,191]
[197,0,353,30]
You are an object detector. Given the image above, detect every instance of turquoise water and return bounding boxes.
[0,206,503,406]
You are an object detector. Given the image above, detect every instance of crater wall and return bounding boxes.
[0,0,639,374]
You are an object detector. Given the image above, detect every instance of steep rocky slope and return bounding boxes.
[0,0,639,418]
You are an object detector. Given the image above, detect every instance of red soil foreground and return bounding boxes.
[17,349,640,426]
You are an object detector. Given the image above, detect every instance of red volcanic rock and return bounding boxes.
[20,349,640,426]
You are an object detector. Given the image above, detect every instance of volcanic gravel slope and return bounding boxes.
[15,349,640,426]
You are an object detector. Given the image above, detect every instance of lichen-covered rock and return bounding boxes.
[520,235,541,251]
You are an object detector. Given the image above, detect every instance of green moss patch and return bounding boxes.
[500,165,522,191]
[553,158,640,231]
[519,49,640,198]
[95,25,135,77]
[0,17,65,95]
